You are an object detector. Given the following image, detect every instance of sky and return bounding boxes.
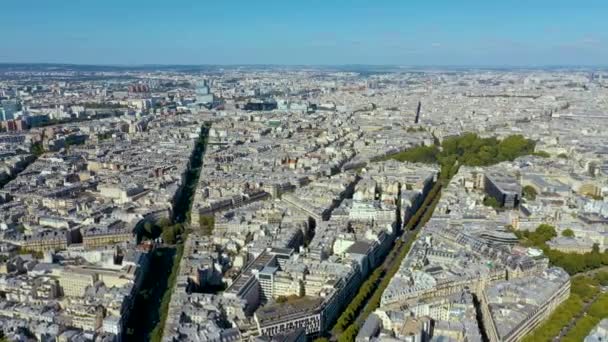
[1,0,607,66]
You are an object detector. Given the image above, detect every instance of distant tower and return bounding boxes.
[196,80,210,96]
[195,80,213,105]
[414,101,422,124]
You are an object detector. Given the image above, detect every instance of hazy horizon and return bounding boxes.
[0,62,607,69]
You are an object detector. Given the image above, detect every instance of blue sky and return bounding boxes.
[1,0,607,65]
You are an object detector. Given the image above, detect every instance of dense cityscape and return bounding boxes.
[0,63,606,342]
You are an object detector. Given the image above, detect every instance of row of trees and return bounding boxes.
[381,133,536,190]
[127,123,211,341]
[350,186,443,339]
[562,291,608,342]
[149,124,211,341]
[337,134,534,341]
[513,223,557,246]
[522,273,606,342]
[140,218,186,245]
[138,213,216,245]
[149,246,184,342]
[381,134,608,342]
[332,268,383,334]
[387,133,536,168]
[150,123,212,340]
[333,142,450,341]
[545,245,608,275]
[443,133,536,166]
[514,224,608,275]
[332,183,441,336]
[388,145,439,164]
[405,182,442,230]
[173,129,208,224]
[334,182,444,342]
[199,215,215,236]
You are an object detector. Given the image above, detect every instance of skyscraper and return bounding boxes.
[195,80,214,105]
[0,100,18,121]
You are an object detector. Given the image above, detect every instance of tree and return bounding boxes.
[391,145,439,164]
[514,224,608,275]
[199,215,215,235]
[525,223,558,247]
[158,217,171,228]
[31,142,45,157]
[483,196,501,209]
[160,224,185,245]
[594,271,608,286]
[144,222,153,234]
[161,227,177,244]
[381,133,536,185]
[562,229,575,238]
[338,325,360,342]
[523,185,538,201]
[497,134,535,161]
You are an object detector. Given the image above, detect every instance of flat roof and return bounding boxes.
[255,297,323,325]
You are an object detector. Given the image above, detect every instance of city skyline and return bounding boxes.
[1,66,606,341]
[1,2,608,341]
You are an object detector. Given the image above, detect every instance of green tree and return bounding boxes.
[534,224,557,243]
[562,229,575,238]
[158,217,171,228]
[483,196,501,208]
[31,142,45,157]
[338,325,360,342]
[380,133,535,183]
[497,134,535,161]
[161,227,177,244]
[144,222,153,234]
[594,271,608,286]
[514,224,608,275]
[199,215,215,235]
[523,185,538,201]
